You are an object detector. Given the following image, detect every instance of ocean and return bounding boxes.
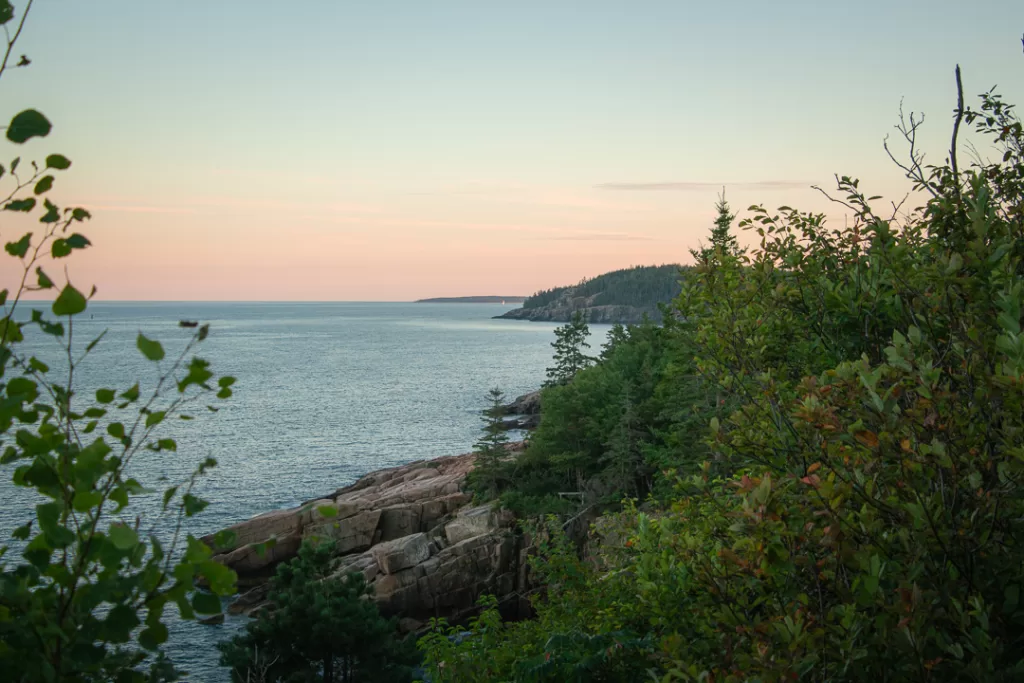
[0,301,610,680]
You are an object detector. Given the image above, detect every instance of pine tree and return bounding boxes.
[690,188,739,263]
[218,541,414,682]
[467,388,512,499]
[545,311,596,387]
[709,188,738,255]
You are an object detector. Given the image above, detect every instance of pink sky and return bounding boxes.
[3,0,1021,301]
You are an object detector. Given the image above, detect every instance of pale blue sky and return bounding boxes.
[4,1,1023,299]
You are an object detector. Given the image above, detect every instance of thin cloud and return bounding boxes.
[547,232,655,242]
[596,180,808,191]
[84,204,198,214]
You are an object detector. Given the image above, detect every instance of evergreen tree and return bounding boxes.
[218,540,414,683]
[690,188,739,263]
[466,388,512,499]
[545,311,596,387]
[709,188,737,254]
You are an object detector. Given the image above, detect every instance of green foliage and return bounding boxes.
[521,265,684,311]
[498,316,716,514]
[466,388,512,500]
[1,6,237,679]
[544,311,596,387]
[416,520,658,682]
[690,188,740,263]
[218,540,415,683]
[418,64,1024,682]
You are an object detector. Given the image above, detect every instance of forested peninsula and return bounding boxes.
[494,264,683,323]
[415,296,526,303]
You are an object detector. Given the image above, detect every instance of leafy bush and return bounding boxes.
[417,65,1024,682]
[1,5,238,679]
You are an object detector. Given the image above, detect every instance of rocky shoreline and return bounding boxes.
[493,303,658,324]
[204,443,535,632]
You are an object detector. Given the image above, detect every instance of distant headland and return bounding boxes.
[415,296,526,304]
[494,264,684,323]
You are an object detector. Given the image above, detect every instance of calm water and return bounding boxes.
[0,301,609,680]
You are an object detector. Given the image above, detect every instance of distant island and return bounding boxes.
[415,296,526,304]
[494,264,684,323]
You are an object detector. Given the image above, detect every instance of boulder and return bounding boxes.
[378,504,422,542]
[203,508,302,553]
[305,509,382,553]
[373,533,432,575]
[445,504,501,545]
[213,531,302,575]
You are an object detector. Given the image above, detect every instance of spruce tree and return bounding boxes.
[709,188,738,254]
[218,540,414,682]
[467,388,512,499]
[545,311,596,386]
[691,188,739,262]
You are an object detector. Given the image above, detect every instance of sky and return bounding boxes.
[3,0,1023,301]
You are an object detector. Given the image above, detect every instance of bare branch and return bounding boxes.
[0,0,34,81]
[950,65,964,199]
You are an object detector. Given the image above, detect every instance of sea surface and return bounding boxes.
[0,301,610,680]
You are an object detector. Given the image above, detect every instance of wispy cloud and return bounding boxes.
[546,232,654,242]
[595,180,808,191]
[84,204,198,214]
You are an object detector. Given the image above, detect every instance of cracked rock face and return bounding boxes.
[203,447,532,626]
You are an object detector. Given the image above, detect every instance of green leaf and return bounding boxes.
[6,109,52,144]
[28,356,48,373]
[45,154,71,170]
[0,2,13,25]
[5,198,34,212]
[145,411,166,428]
[0,317,24,343]
[39,198,59,223]
[72,491,103,512]
[96,388,115,404]
[121,384,140,402]
[71,207,91,221]
[137,333,165,361]
[67,233,90,249]
[33,175,53,194]
[199,560,237,595]
[162,486,178,510]
[107,422,125,439]
[182,494,208,517]
[108,524,139,550]
[139,623,169,651]
[103,604,140,643]
[85,329,107,352]
[191,591,222,615]
[51,239,71,258]
[52,284,87,316]
[5,232,30,257]
[317,504,338,518]
[35,267,53,289]
[212,530,237,550]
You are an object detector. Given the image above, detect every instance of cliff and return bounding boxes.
[204,444,535,631]
[493,264,683,323]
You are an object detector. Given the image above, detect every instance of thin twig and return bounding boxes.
[0,0,33,80]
